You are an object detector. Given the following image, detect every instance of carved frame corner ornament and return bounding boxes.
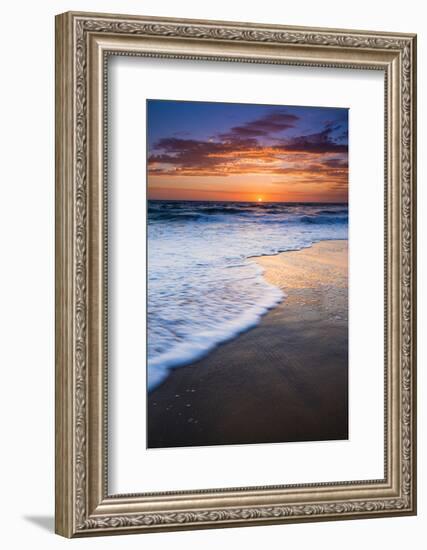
[55,11,417,538]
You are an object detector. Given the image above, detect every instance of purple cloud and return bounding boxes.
[275,126,347,154]
[219,111,299,140]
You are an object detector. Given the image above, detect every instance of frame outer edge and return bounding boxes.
[55,12,76,538]
[413,34,417,514]
[54,11,417,537]
[62,10,417,40]
[410,34,417,514]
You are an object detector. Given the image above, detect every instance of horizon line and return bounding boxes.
[147,198,348,204]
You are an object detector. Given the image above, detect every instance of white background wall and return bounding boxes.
[0,1,424,548]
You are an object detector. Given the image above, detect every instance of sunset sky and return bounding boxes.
[147,100,348,203]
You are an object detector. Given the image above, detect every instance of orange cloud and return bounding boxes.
[148,113,348,202]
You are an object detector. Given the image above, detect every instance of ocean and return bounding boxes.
[147,201,348,390]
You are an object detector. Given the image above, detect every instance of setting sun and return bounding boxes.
[257,197,263,202]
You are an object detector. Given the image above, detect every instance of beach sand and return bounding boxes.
[147,240,348,448]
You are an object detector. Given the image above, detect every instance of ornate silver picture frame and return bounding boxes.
[55,11,417,537]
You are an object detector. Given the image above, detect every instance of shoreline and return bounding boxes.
[147,239,348,449]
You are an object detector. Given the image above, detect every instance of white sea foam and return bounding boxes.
[148,201,348,390]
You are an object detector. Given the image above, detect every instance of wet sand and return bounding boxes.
[147,240,348,448]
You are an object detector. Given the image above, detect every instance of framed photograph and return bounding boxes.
[55,11,417,537]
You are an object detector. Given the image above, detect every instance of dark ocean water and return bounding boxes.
[148,201,348,390]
